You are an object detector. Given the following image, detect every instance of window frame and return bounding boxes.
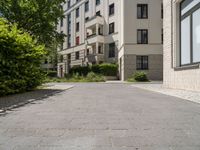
[85,1,89,12]
[137,29,148,44]
[180,0,200,66]
[137,4,148,19]
[75,51,80,60]
[109,3,115,16]
[136,56,149,70]
[109,22,115,34]
[96,0,100,6]
[108,43,115,58]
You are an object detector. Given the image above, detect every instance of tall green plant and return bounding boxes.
[0,18,46,95]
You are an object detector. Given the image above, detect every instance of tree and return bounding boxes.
[0,18,46,95]
[0,0,65,48]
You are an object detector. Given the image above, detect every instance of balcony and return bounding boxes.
[86,34,104,45]
[85,54,104,63]
[85,15,104,29]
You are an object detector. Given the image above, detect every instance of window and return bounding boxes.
[67,14,71,48]
[60,18,63,27]
[67,54,71,63]
[67,0,71,9]
[98,46,103,54]
[109,3,115,16]
[76,36,80,45]
[76,22,79,32]
[86,49,90,55]
[76,0,80,3]
[85,1,89,12]
[85,17,89,22]
[137,4,148,19]
[161,3,163,19]
[60,55,64,63]
[137,29,148,44]
[76,8,79,18]
[180,0,200,65]
[109,22,115,34]
[96,11,101,16]
[96,0,100,6]
[109,43,115,58]
[161,28,163,44]
[136,56,149,70]
[75,51,80,60]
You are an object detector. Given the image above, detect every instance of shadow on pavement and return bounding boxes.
[0,89,64,114]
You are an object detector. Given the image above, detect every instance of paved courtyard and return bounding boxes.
[1,83,200,150]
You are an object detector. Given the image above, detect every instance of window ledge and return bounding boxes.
[174,64,200,71]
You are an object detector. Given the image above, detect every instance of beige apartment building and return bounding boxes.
[57,0,163,80]
[163,0,200,91]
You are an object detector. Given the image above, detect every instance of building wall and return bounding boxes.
[119,0,163,80]
[163,0,200,91]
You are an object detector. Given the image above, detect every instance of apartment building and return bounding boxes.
[163,0,200,91]
[57,0,163,80]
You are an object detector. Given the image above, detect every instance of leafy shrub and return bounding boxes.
[133,71,148,82]
[46,71,57,78]
[91,65,101,74]
[0,18,46,96]
[69,66,90,76]
[99,63,118,76]
[86,72,105,82]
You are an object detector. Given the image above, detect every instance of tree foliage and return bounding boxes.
[0,18,46,95]
[0,0,65,47]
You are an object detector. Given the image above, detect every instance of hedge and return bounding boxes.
[0,18,46,96]
[69,63,118,76]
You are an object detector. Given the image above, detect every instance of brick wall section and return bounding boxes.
[123,54,163,80]
[163,0,200,91]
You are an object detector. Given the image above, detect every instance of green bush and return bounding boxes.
[69,63,118,77]
[133,71,148,82]
[86,72,105,82]
[0,18,46,96]
[99,63,118,76]
[46,71,57,78]
[91,65,101,74]
[69,66,90,76]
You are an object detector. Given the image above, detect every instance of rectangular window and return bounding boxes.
[76,8,79,18]
[109,22,115,34]
[76,22,79,32]
[67,14,71,48]
[136,56,149,70]
[76,36,80,45]
[85,1,89,12]
[137,29,148,44]
[96,0,100,6]
[137,4,148,19]
[109,43,115,58]
[161,3,163,19]
[96,11,101,16]
[60,18,63,27]
[67,54,71,63]
[67,0,71,9]
[85,17,89,22]
[75,51,80,60]
[98,46,103,54]
[109,3,115,16]
[180,0,200,65]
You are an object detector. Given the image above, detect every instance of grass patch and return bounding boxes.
[44,72,105,83]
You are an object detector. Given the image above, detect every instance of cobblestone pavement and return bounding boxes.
[1,83,200,150]
[131,82,200,104]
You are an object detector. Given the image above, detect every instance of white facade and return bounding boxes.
[58,0,163,80]
[163,0,200,91]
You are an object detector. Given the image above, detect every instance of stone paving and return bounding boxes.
[131,82,200,104]
[1,83,200,149]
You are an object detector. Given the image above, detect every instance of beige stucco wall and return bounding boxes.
[163,0,200,91]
